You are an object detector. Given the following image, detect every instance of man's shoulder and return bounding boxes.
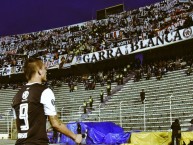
[29,83,48,91]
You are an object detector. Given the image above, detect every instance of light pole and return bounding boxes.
[79,105,83,117]
[61,107,65,121]
[11,118,14,139]
[170,93,173,125]
[5,111,10,139]
[143,99,146,131]
[98,104,102,122]
[120,101,124,127]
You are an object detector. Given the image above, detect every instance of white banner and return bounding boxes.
[14,66,23,74]
[72,26,193,64]
[0,67,11,76]
[41,54,59,69]
[58,54,73,69]
[0,65,23,76]
[179,0,189,2]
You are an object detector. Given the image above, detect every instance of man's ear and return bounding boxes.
[38,71,41,76]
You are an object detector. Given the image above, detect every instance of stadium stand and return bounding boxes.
[1,0,193,144]
[0,60,193,132]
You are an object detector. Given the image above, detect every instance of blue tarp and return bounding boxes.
[57,122,131,145]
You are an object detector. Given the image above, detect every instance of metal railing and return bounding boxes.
[119,100,146,131]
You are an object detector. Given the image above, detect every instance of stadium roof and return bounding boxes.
[0,0,162,36]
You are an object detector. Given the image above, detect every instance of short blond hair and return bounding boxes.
[23,58,43,81]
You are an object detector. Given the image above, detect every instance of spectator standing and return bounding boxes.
[89,96,93,109]
[140,89,145,104]
[100,90,104,103]
[123,66,127,77]
[83,100,87,114]
[107,79,111,96]
[171,119,181,145]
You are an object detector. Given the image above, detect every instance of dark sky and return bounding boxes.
[0,0,162,36]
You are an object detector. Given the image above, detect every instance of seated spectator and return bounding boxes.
[85,79,95,90]
[68,81,74,92]
[59,57,65,69]
[51,79,56,86]
[134,69,141,82]
[56,80,62,87]
[186,67,192,76]
[156,68,162,80]
[3,83,9,89]
[180,59,187,69]
[175,58,182,70]
[84,80,89,90]
[100,78,105,86]
[161,67,167,76]
[123,66,127,77]
[106,84,111,96]
[116,74,120,85]
[168,61,175,71]
[90,79,96,90]
[146,71,151,80]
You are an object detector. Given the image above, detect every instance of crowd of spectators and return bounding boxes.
[1,0,193,72]
[64,66,131,93]
[1,52,192,91]
[133,54,193,81]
